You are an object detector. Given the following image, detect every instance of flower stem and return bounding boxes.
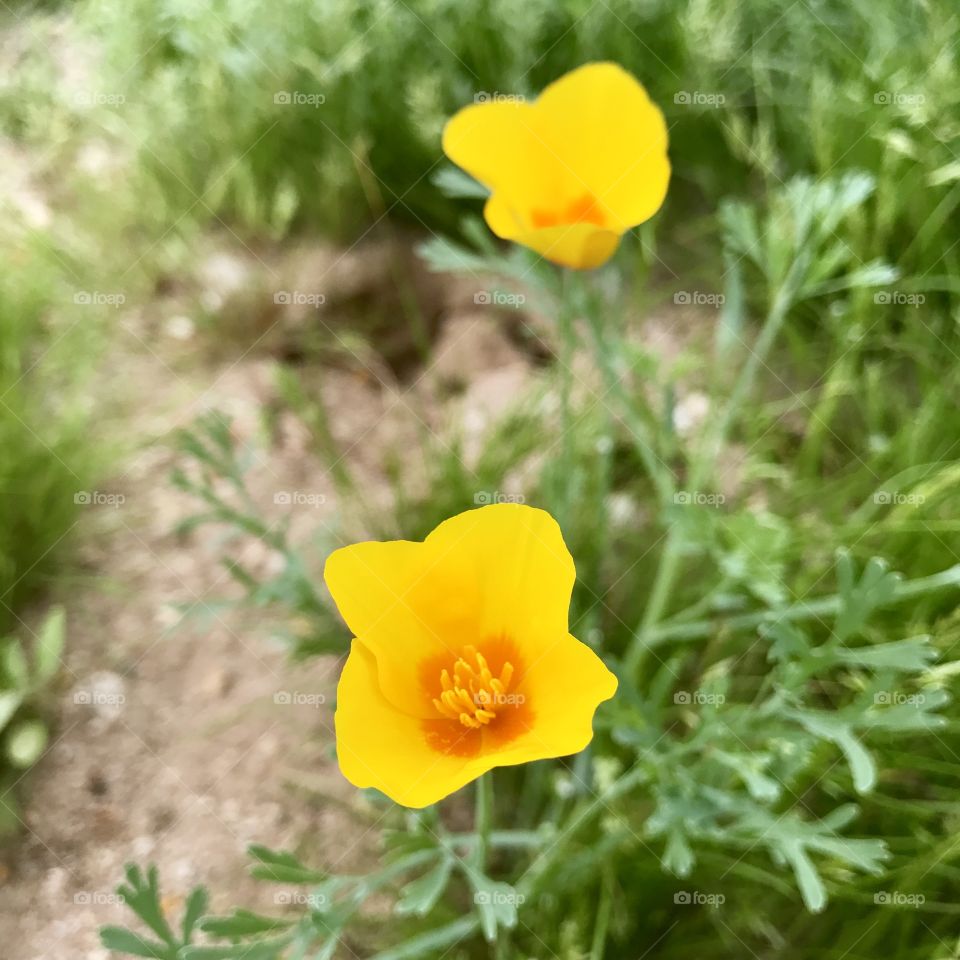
[690,286,792,492]
[518,763,646,896]
[556,270,576,524]
[580,283,673,505]
[624,529,683,676]
[644,560,960,646]
[473,773,494,875]
[589,870,614,960]
[624,281,794,679]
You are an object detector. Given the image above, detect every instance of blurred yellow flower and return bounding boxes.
[443,62,670,270]
[326,503,617,808]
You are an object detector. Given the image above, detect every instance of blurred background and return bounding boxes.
[1,0,959,958]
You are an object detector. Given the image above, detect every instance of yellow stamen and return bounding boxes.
[433,646,516,728]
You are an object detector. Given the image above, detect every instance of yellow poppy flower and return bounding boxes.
[326,503,617,808]
[442,62,670,270]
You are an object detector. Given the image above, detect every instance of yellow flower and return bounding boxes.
[442,62,670,270]
[326,503,617,808]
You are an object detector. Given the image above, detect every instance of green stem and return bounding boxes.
[473,773,494,875]
[518,763,646,897]
[556,271,576,523]
[589,871,614,960]
[448,829,542,850]
[625,279,797,678]
[691,275,797,492]
[581,287,673,505]
[369,916,479,960]
[624,530,683,676]
[645,561,960,646]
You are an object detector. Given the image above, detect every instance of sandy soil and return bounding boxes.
[0,235,546,958]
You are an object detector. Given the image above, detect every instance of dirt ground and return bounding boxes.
[0,231,552,958]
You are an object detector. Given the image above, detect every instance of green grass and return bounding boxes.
[0,208,115,823]
[20,0,945,282]
[0,231,108,634]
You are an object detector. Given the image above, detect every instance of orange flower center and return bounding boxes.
[530,192,606,229]
[432,645,516,729]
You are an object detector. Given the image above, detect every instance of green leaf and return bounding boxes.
[791,712,876,793]
[100,927,174,959]
[182,939,291,960]
[805,260,898,296]
[181,886,209,942]
[715,750,781,801]
[34,606,65,683]
[834,553,901,642]
[662,829,695,878]
[417,236,492,275]
[832,635,936,671]
[116,865,178,948]
[715,252,744,360]
[0,691,23,732]
[765,621,810,663]
[719,198,763,268]
[780,841,826,913]
[248,845,326,885]
[368,916,479,960]
[467,874,520,942]
[431,166,489,199]
[833,729,876,794]
[864,688,949,730]
[5,719,48,769]
[395,858,453,917]
[200,911,293,938]
[2,640,29,690]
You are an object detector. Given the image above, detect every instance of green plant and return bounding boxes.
[102,170,960,958]
[0,607,65,832]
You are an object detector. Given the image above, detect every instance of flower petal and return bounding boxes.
[441,632,617,771]
[505,633,618,761]
[424,503,576,651]
[324,539,469,718]
[442,101,563,210]
[532,62,670,230]
[336,639,494,808]
[493,218,622,270]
